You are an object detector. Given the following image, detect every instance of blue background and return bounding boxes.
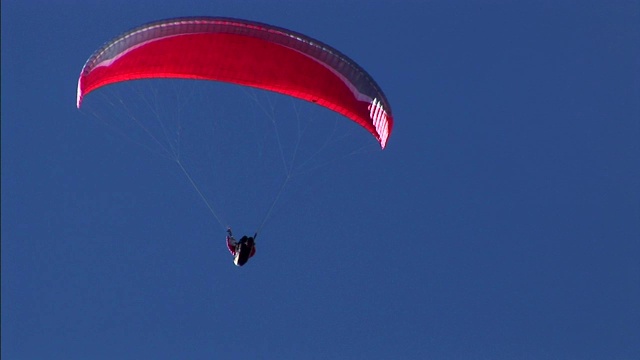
[3,1,639,359]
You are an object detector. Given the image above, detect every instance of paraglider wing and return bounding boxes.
[76,17,393,148]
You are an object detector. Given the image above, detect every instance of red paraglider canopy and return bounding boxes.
[77,17,393,148]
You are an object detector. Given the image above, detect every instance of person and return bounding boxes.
[226,228,256,266]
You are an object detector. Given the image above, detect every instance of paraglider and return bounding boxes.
[225,228,256,267]
[76,17,393,148]
[76,17,394,266]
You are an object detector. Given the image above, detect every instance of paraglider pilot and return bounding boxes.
[226,228,256,266]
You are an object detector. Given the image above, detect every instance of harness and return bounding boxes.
[234,236,255,266]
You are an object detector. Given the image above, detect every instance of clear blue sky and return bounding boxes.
[2,1,639,359]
